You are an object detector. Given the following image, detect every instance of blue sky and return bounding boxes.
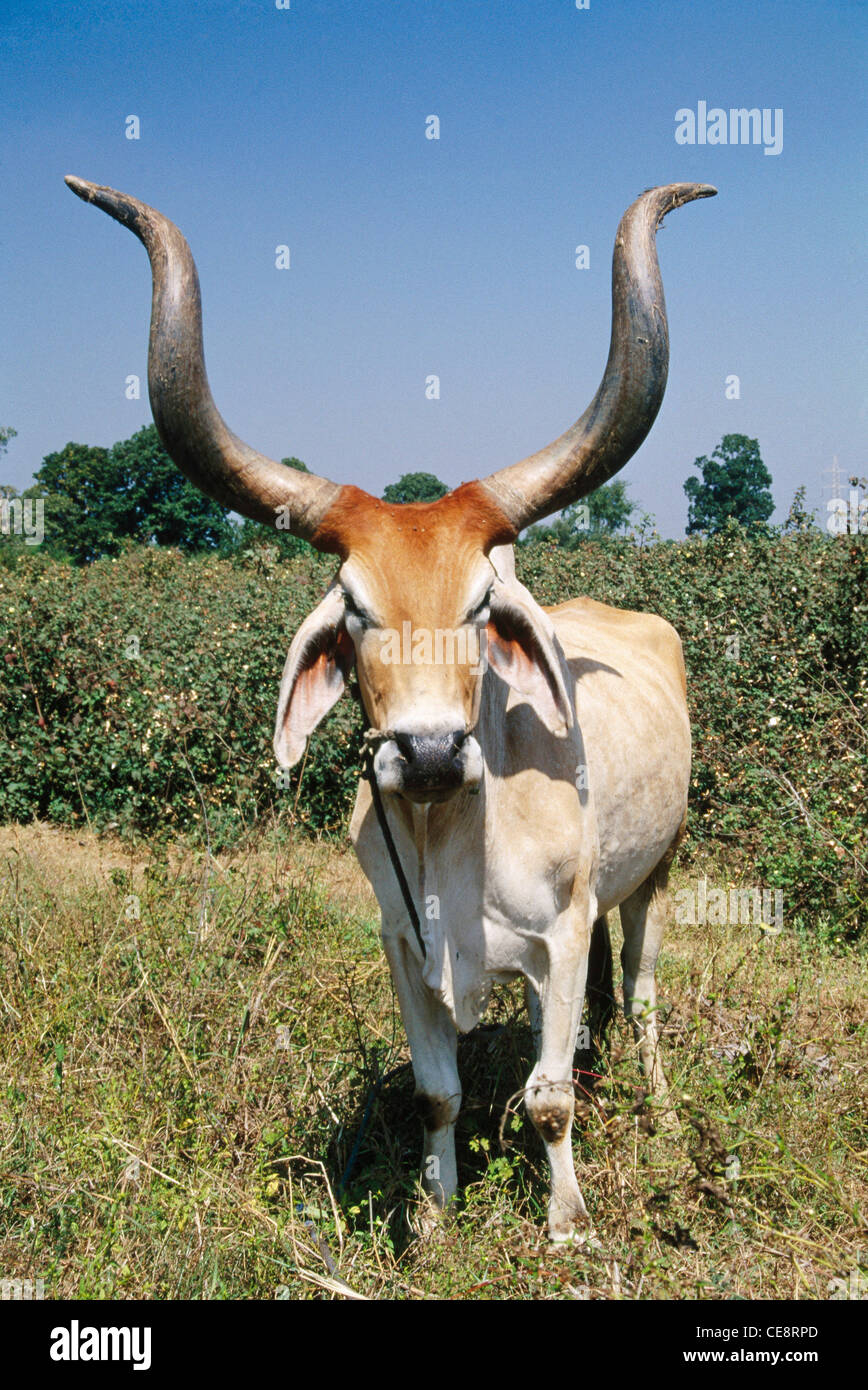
[2,0,865,536]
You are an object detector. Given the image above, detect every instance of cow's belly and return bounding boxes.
[570,653,690,914]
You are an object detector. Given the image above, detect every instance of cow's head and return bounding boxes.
[66,175,715,803]
[271,488,575,801]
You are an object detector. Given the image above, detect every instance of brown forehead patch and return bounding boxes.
[311,480,517,560]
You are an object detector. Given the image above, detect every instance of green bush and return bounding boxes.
[0,544,363,842]
[1,526,864,933]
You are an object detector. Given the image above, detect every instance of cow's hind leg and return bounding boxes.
[586,913,615,1046]
[524,911,593,1242]
[381,931,461,1220]
[619,847,678,1100]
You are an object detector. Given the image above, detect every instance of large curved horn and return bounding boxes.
[65,177,341,540]
[481,183,717,532]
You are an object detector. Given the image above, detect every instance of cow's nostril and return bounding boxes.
[394,731,418,765]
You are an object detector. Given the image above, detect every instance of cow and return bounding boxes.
[66,174,715,1241]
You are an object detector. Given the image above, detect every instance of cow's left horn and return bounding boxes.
[480,182,717,531]
[65,176,342,541]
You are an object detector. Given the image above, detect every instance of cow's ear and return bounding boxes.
[274,587,355,768]
[486,579,573,734]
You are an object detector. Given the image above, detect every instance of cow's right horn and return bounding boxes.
[65,177,342,542]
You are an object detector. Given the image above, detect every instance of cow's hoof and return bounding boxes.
[655,1102,682,1135]
[409,1191,451,1240]
[548,1226,602,1250]
[547,1186,591,1245]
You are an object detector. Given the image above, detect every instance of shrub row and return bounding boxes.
[1,527,864,933]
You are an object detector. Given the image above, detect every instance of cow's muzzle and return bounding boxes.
[374,729,483,802]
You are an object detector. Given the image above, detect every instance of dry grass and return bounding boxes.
[0,823,865,1300]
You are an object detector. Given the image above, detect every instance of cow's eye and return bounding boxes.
[341,589,372,627]
[467,588,493,622]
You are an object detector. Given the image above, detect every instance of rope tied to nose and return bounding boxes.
[355,694,426,961]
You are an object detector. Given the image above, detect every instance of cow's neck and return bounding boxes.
[383,786,489,1030]
[410,802,430,917]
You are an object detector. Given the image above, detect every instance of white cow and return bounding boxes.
[67,174,714,1239]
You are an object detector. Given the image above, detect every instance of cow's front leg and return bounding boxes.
[381,930,461,1216]
[524,917,592,1242]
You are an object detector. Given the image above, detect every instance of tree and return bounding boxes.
[28,442,113,561]
[586,479,635,534]
[383,471,448,504]
[109,426,237,551]
[0,426,17,456]
[33,425,236,563]
[521,480,636,547]
[684,435,774,535]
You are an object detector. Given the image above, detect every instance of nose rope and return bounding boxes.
[354,688,426,961]
[361,726,395,747]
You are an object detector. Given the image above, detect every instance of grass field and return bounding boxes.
[1,821,865,1301]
